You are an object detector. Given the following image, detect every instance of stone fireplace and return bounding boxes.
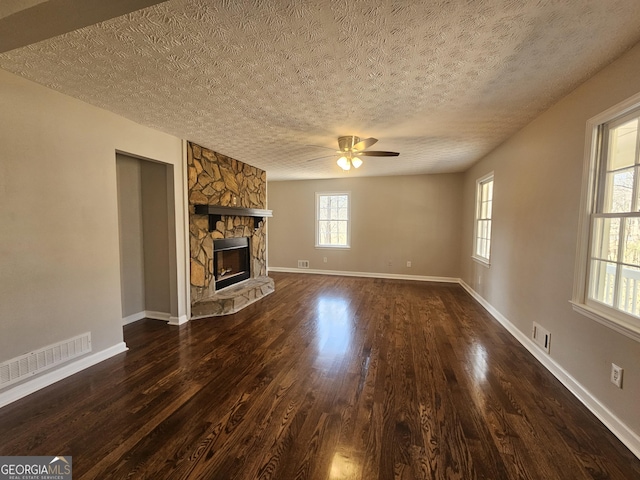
[187,142,274,317]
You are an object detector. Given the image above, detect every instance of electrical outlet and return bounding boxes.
[611,363,623,388]
[406,261,412,267]
[297,260,310,269]
[323,256,327,263]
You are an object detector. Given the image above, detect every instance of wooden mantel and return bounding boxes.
[194,204,273,231]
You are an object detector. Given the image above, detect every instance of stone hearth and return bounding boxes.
[191,276,274,318]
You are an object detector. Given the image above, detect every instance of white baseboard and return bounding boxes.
[168,314,189,325]
[122,311,146,325]
[146,311,172,322]
[458,280,640,460]
[267,266,459,284]
[123,310,173,325]
[0,342,128,409]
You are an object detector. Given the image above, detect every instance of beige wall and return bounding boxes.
[461,43,640,436]
[268,174,463,278]
[0,69,186,376]
[140,160,171,314]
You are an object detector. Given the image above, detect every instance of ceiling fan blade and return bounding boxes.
[352,137,378,151]
[358,151,399,157]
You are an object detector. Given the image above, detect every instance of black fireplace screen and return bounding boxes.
[213,237,250,290]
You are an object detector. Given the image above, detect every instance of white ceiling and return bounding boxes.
[1,0,640,181]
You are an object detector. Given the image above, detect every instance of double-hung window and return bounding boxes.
[575,98,640,341]
[316,192,350,248]
[473,173,494,264]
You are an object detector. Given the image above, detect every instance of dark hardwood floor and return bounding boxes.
[1,273,638,479]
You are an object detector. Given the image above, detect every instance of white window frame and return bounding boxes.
[572,91,640,343]
[315,192,351,249]
[473,172,494,265]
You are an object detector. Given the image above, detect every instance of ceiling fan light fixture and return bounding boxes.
[337,156,350,170]
[309,136,398,171]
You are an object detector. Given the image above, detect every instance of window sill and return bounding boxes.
[570,301,640,343]
[472,255,491,267]
[315,245,350,250]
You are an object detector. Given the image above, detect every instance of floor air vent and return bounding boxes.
[0,332,91,389]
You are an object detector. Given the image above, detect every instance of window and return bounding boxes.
[473,173,494,264]
[574,94,640,342]
[316,192,350,248]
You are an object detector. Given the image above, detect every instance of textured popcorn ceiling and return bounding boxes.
[2,0,640,180]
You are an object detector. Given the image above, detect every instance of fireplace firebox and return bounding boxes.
[213,237,251,290]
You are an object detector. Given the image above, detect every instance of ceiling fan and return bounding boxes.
[307,135,399,171]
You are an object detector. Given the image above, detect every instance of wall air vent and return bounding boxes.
[532,322,551,354]
[0,333,92,389]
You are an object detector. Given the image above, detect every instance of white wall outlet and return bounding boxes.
[406,261,412,267]
[297,260,310,269]
[611,363,623,388]
[532,322,551,353]
[323,256,327,263]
